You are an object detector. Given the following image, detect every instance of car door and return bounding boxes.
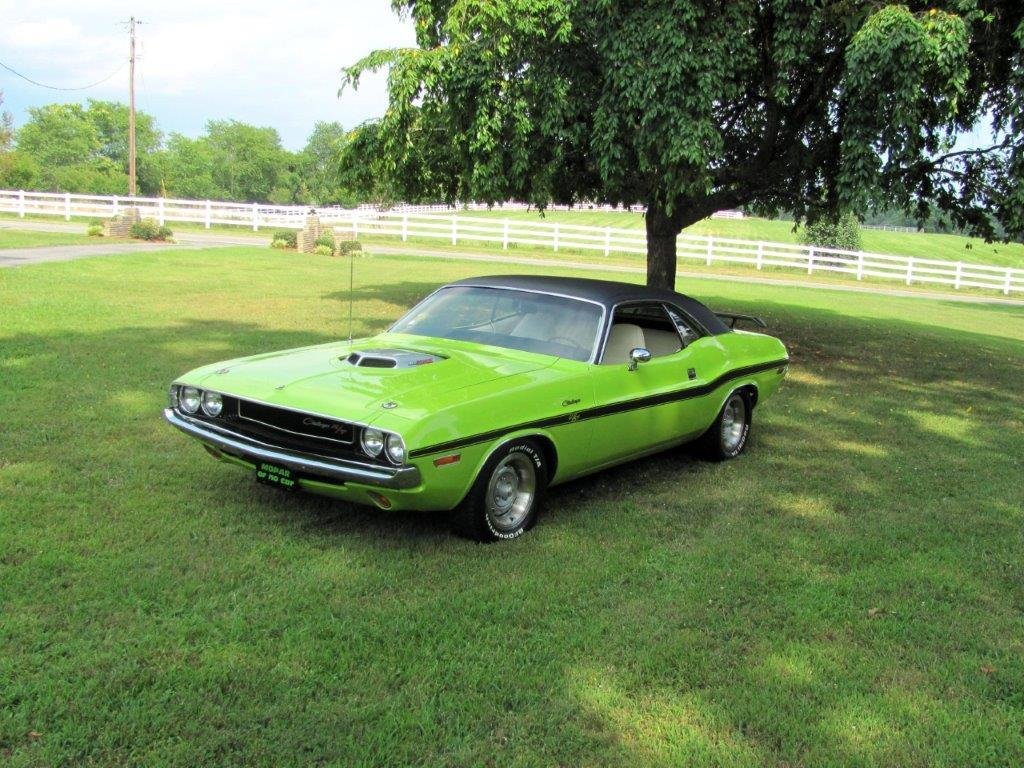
[586,302,713,464]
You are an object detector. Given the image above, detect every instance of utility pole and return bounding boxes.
[127,16,138,197]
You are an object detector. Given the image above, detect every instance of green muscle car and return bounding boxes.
[165,275,788,541]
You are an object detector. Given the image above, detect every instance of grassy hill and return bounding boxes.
[460,209,1024,268]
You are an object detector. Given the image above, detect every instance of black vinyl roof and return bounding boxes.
[448,275,732,335]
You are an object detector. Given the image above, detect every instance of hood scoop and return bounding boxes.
[344,349,447,369]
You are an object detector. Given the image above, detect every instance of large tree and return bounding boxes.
[342,1,1024,288]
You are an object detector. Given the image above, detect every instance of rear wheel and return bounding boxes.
[698,391,751,461]
[451,439,548,542]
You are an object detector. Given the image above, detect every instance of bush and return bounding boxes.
[313,244,334,257]
[271,238,290,249]
[314,233,335,251]
[799,212,862,251]
[336,240,363,256]
[130,219,173,242]
[86,223,103,237]
[271,229,297,248]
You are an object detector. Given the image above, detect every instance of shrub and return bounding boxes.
[271,229,297,248]
[130,219,173,242]
[313,243,334,257]
[314,233,336,251]
[271,238,290,249]
[799,212,862,252]
[86,223,103,237]
[336,240,363,256]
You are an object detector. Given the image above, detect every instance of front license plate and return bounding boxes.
[255,462,298,491]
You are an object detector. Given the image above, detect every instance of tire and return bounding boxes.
[697,390,752,461]
[450,439,548,542]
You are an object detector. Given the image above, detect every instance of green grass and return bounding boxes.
[458,209,1024,268]
[2,245,1022,766]
[0,228,99,249]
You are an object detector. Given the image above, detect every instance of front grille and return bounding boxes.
[185,396,375,463]
[236,399,354,444]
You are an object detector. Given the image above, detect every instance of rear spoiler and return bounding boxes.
[716,312,768,329]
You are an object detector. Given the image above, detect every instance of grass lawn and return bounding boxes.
[0,228,99,249]
[2,247,1022,767]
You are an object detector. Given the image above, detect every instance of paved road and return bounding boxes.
[3,218,1022,307]
[0,241,190,267]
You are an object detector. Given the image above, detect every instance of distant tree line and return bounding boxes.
[0,96,388,206]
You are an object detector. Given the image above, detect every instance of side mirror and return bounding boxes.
[627,347,652,372]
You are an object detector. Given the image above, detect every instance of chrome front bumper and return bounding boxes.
[163,408,421,490]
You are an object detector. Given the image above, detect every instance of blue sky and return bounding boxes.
[0,0,416,149]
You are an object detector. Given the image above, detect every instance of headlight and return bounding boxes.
[385,433,406,465]
[167,385,179,408]
[180,386,201,414]
[361,427,384,457]
[201,391,223,417]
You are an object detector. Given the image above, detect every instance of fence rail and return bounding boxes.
[1,189,1020,295]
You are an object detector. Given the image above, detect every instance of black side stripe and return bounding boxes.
[408,357,789,459]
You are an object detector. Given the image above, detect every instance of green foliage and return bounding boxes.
[129,218,172,241]
[14,100,163,195]
[313,243,334,256]
[799,213,863,252]
[343,1,1024,286]
[86,223,104,237]
[0,151,39,189]
[270,238,291,249]
[271,229,297,248]
[314,233,335,251]
[0,90,12,152]
[336,239,363,256]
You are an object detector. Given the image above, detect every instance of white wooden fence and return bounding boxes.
[1,189,1020,295]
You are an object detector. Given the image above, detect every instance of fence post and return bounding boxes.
[451,215,457,245]
[401,214,408,242]
[17,189,25,218]
[553,223,560,252]
[353,217,359,238]
[807,247,815,275]
[706,236,713,266]
[503,220,509,250]
[158,197,165,226]
[112,195,119,216]
[756,242,764,270]
[856,252,864,280]
[954,261,963,290]
[204,200,211,229]
[1003,268,1012,296]
[604,227,611,256]
[64,192,71,221]
[906,257,914,286]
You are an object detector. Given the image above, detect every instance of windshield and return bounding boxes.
[391,286,603,362]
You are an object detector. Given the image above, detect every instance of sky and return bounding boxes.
[0,1,416,149]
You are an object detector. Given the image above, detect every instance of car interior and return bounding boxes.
[602,303,701,365]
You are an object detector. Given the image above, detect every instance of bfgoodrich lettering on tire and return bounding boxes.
[698,390,752,461]
[451,439,548,542]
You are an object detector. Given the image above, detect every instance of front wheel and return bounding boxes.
[451,439,548,542]
[697,391,751,461]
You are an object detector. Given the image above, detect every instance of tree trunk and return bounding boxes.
[645,200,682,290]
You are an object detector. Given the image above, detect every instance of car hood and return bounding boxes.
[185,333,557,424]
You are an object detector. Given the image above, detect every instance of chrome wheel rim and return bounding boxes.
[721,395,746,452]
[485,453,536,532]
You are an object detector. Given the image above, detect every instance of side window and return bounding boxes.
[608,303,683,360]
[665,306,703,348]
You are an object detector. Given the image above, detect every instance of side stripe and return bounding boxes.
[408,358,789,459]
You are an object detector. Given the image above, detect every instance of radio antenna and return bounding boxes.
[347,229,354,342]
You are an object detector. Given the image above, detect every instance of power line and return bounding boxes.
[0,59,126,91]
